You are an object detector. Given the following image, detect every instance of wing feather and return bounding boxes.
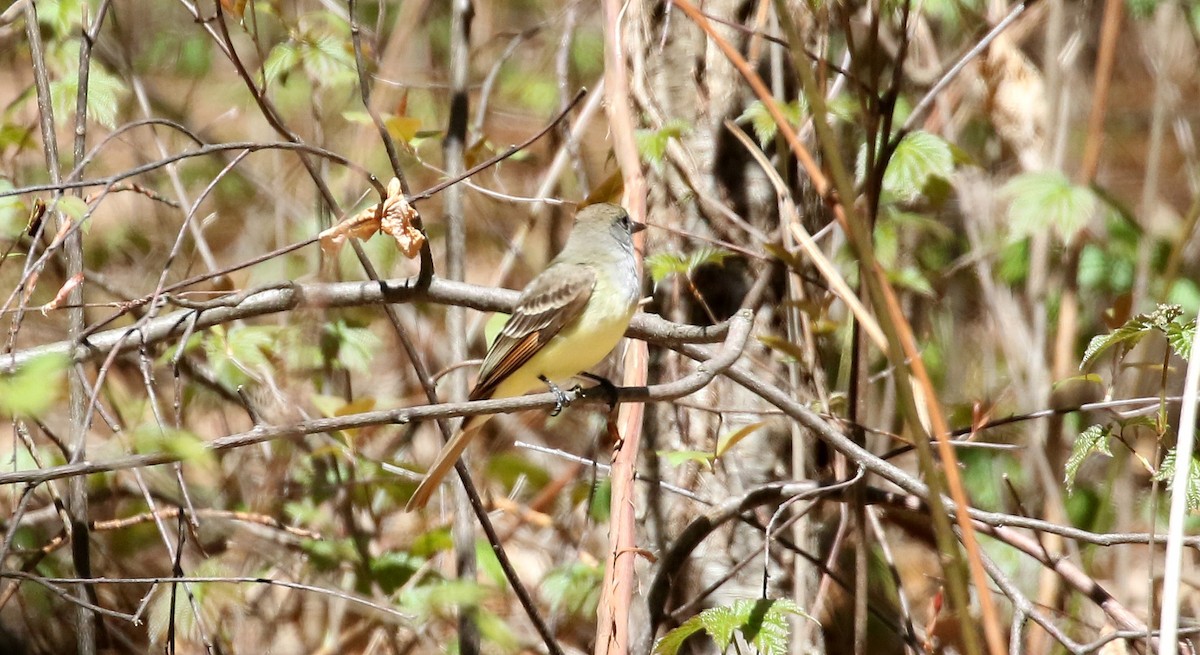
[470,264,596,400]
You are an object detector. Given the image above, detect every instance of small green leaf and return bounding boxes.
[737,98,805,144]
[56,196,89,221]
[542,561,604,617]
[1080,304,1185,370]
[1167,318,1196,361]
[0,353,69,417]
[636,119,691,169]
[370,551,423,594]
[659,450,714,469]
[646,252,690,283]
[716,422,766,458]
[655,598,813,655]
[859,131,954,201]
[1153,451,1200,510]
[475,539,507,589]
[1065,424,1112,492]
[647,247,734,284]
[263,42,300,87]
[1003,171,1099,243]
[131,426,213,466]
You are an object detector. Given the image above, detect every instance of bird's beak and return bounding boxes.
[631,221,647,234]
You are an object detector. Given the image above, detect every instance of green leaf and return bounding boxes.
[131,426,213,466]
[570,30,605,78]
[0,179,28,240]
[636,119,691,169]
[646,247,734,284]
[0,353,70,417]
[1153,451,1200,510]
[370,551,423,594]
[1167,317,1196,361]
[475,539,507,589]
[659,450,714,469]
[859,131,954,201]
[56,196,89,221]
[655,598,812,655]
[542,561,604,617]
[325,320,381,373]
[46,47,127,131]
[1080,304,1185,370]
[716,422,767,458]
[399,580,490,619]
[1065,425,1112,492]
[263,42,301,87]
[1003,171,1099,243]
[737,98,805,144]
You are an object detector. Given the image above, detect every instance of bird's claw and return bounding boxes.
[540,376,569,417]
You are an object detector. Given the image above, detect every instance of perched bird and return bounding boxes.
[406,203,644,510]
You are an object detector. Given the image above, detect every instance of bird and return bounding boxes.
[405,202,644,511]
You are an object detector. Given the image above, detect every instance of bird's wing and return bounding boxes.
[470,264,596,401]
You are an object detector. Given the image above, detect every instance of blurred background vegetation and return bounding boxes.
[1,0,1200,653]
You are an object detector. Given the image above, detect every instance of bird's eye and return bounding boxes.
[621,215,630,229]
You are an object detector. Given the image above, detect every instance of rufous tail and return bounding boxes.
[405,418,485,511]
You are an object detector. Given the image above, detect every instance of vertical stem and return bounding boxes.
[24,2,98,653]
[596,0,648,652]
[444,0,479,652]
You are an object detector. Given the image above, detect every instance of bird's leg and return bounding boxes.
[579,372,620,411]
[539,375,569,416]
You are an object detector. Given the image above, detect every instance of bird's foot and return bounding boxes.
[579,372,620,411]
[540,375,569,416]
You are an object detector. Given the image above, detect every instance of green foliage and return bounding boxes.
[131,425,213,466]
[370,551,423,594]
[399,579,490,619]
[654,598,812,655]
[321,320,382,374]
[636,119,691,170]
[202,324,279,388]
[262,15,356,91]
[46,46,126,130]
[55,195,89,222]
[1153,452,1200,511]
[857,131,954,202]
[737,98,806,144]
[0,353,69,418]
[659,449,714,469]
[542,561,604,617]
[35,0,86,36]
[475,539,507,589]
[646,246,735,284]
[1080,303,1191,370]
[1003,172,1100,243]
[570,29,605,78]
[1065,425,1114,493]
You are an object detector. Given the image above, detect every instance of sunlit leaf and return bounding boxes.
[857,131,954,201]
[1080,304,1184,370]
[542,561,604,617]
[1153,451,1200,511]
[1064,424,1112,492]
[0,353,69,417]
[1003,171,1099,243]
[655,598,813,655]
[636,119,691,169]
[737,98,805,144]
[715,422,767,458]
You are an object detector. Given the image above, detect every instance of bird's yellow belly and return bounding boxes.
[488,297,635,401]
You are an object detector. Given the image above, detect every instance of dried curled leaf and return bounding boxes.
[319,178,425,258]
